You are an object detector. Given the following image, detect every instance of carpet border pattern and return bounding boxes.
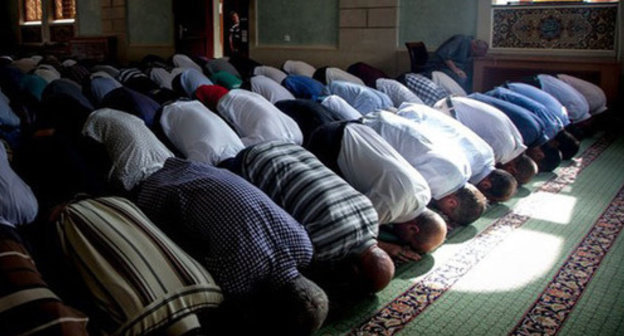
[349,136,615,336]
[510,185,624,335]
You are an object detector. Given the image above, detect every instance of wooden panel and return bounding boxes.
[69,36,117,62]
[473,55,620,104]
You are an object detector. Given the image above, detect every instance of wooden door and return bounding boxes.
[174,0,214,58]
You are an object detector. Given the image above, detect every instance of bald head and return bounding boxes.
[394,208,447,253]
[471,39,489,57]
[356,244,395,293]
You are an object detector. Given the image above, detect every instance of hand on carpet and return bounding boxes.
[378,241,422,263]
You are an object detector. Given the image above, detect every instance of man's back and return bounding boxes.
[138,158,313,297]
[237,141,378,261]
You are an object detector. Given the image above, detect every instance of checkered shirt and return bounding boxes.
[137,158,313,297]
[404,73,449,106]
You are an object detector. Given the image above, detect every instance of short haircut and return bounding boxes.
[556,131,580,160]
[539,144,563,172]
[449,185,487,225]
[511,153,537,185]
[483,169,517,201]
[411,209,447,252]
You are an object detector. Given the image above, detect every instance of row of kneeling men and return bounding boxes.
[0,53,610,335]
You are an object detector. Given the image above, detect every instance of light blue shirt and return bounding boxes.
[487,86,561,141]
[180,68,213,97]
[0,146,38,227]
[537,74,591,124]
[323,80,393,115]
[0,95,20,128]
[506,82,571,127]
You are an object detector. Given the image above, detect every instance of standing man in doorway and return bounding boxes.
[228,11,243,56]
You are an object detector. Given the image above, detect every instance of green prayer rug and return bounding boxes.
[318,134,624,336]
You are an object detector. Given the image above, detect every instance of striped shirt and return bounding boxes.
[236,141,378,261]
[57,197,222,335]
[137,158,313,297]
[1,224,89,336]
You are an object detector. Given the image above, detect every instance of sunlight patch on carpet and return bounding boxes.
[453,230,563,293]
[514,192,578,225]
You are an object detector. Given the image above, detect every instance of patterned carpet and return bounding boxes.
[318,133,624,336]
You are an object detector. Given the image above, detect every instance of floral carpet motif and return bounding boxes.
[349,136,616,336]
[491,5,617,50]
[511,186,624,335]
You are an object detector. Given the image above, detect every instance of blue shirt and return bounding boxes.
[90,77,122,104]
[537,74,591,124]
[486,87,561,141]
[0,146,38,227]
[323,80,393,115]
[101,87,160,128]
[506,82,570,128]
[180,68,213,97]
[0,95,20,128]
[469,93,548,147]
[432,35,473,70]
[282,75,325,100]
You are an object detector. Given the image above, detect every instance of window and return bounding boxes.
[53,0,76,21]
[20,0,76,44]
[23,0,42,22]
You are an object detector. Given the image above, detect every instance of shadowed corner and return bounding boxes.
[322,292,380,329]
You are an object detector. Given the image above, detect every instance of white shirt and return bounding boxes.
[431,71,467,97]
[320,95,362,121]
[375,78,424,107]
[62,59,77,67]
[325,67,366,86]
[435,97,526,165]
[161,100,244,165]
[90,71,115,80]
[538,74,591,123]
[283,60,316,77]
[34,65,61,83]
[180,69,213,97]
[217,89,303,146]
[82,108,174,191]
[557,74,607,115]
[150,68,175,89]
[397,103,496,184]
[338,123,431,224]
[250,75,295,104]
[13,58,38,73]
[253,65,288,84]
[172,54,203,72]
[362,111,471,200]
